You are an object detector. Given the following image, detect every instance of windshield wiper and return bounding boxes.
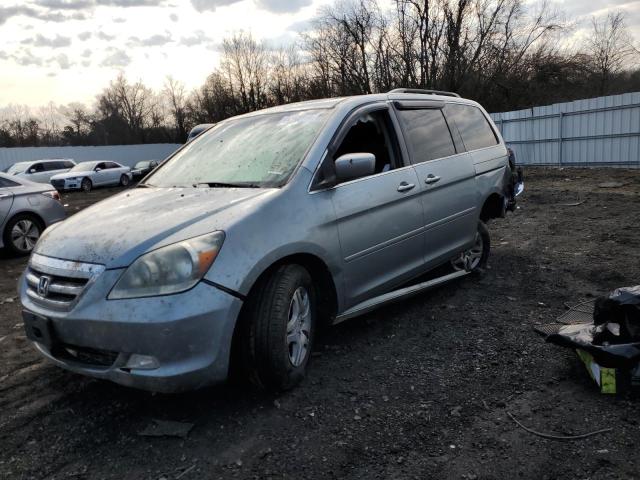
[195,182,260,188]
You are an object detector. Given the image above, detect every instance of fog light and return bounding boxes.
[124,354,159,370]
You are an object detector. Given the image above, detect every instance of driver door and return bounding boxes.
[323,105,425,308]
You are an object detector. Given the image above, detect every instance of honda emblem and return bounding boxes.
[37,275,51,297]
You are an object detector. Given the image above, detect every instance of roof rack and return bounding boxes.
[388,88,460,98]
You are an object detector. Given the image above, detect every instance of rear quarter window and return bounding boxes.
[397,109,456,163]
[445,104,498,151]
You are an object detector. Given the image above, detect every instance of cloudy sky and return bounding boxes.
[0,0,638,108]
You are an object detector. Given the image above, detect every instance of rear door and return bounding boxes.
[394,103,477,268]
[319,104,425,307]
[106,162,125,184]
[43,161,66,182]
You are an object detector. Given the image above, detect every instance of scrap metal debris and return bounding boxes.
[138,419,194,439]
[536,286,640,393]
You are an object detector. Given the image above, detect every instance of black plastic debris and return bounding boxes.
[536,286,640,393]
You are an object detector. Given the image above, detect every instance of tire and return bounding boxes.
[452,221,490,273]
[81,177,92,192]
[239,264,317,391]
[120,174,130,187]
[3,214,43,256]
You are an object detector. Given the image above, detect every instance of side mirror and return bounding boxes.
[95,168,101,172]
[28,168,36,174]
[335,153,376,183]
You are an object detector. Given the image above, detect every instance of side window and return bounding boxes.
[105,162,119,169]
[95,162,106,170]
[334,110,400,179]
[48,161,64,170]
[445,104,498,151]
[397,109,456,163]
[30,163,44,173]
[64,161,75,169]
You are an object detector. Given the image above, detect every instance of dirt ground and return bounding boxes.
[1,168,640,480]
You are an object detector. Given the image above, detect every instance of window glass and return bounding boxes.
[148,109,329,188]
[6,162,30,175]
[334,110,399,178]
[445,104,498,151]
[64,161,75,169]
[47,161,64,170]
[107,162,120,169]
[69,162,97,173]
[0,177,19,187]
[95,162,107,170]
[397,109,455,163]
[29,163,44,173]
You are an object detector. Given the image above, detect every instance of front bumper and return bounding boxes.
[19,267,243,392]
[51,178,82,191]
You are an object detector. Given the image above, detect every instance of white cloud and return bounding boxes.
[101,49,131,67]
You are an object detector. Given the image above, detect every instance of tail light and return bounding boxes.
[42,190,61,202]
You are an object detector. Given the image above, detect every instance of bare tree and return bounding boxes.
[587,11,636,95]
[163,76,188,141]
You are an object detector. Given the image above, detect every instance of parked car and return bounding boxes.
[20,89,523,392]
[6,159,76,184]
[130,160,159,180]
[50,161,132,192]
[186,123,214,142]
[0,173,65,255]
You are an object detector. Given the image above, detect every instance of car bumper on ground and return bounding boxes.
[19,267,243,393]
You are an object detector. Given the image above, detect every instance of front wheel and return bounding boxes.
[81,177,92,192]
[120,174,130,187]
[240,264,317,391]
[452,221,490,272]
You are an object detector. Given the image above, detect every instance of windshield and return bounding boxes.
[7,162,31,175]
[69,162,97,172]
[147,109,330,188]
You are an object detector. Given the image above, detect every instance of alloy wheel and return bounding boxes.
[286,286,312,367]
[11,219,39,252]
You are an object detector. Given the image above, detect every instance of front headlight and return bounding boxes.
[108,231,225,300]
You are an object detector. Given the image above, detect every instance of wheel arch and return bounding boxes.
[227,252,339,382]
[479,191,505,223]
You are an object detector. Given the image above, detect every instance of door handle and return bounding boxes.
[425,174,441,185]
[397,182,415,192]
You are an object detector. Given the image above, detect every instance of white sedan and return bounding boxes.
[50,161,132,192]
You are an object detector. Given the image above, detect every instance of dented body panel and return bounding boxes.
[19,92,519,392]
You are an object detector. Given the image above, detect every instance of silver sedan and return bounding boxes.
[0,172,66,255]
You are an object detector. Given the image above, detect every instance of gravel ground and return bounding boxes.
[1,168,639,480]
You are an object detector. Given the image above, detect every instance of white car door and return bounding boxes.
[24,163,46,183]
[93,162,108,186]
[106,162,124,184]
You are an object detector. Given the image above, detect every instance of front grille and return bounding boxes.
[25,253,105,311]
[51,179,65,190]
[52,343,119,367]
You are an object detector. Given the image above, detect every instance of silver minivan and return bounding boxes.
[19,90,522,392]
[7,159,76,184]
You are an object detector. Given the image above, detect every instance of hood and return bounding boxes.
[34,186,276,268]
[50,171,88,180]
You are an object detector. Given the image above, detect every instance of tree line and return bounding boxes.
[1,0,638,148]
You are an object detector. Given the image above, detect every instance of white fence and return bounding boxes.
[0,143,181,172]
[490,92,640,167]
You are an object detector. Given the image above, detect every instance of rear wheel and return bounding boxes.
[239,264,316,391]
[120,174,130,187]
[81,177,92,192]
[3,214,43,256]
[452,221,490,272]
